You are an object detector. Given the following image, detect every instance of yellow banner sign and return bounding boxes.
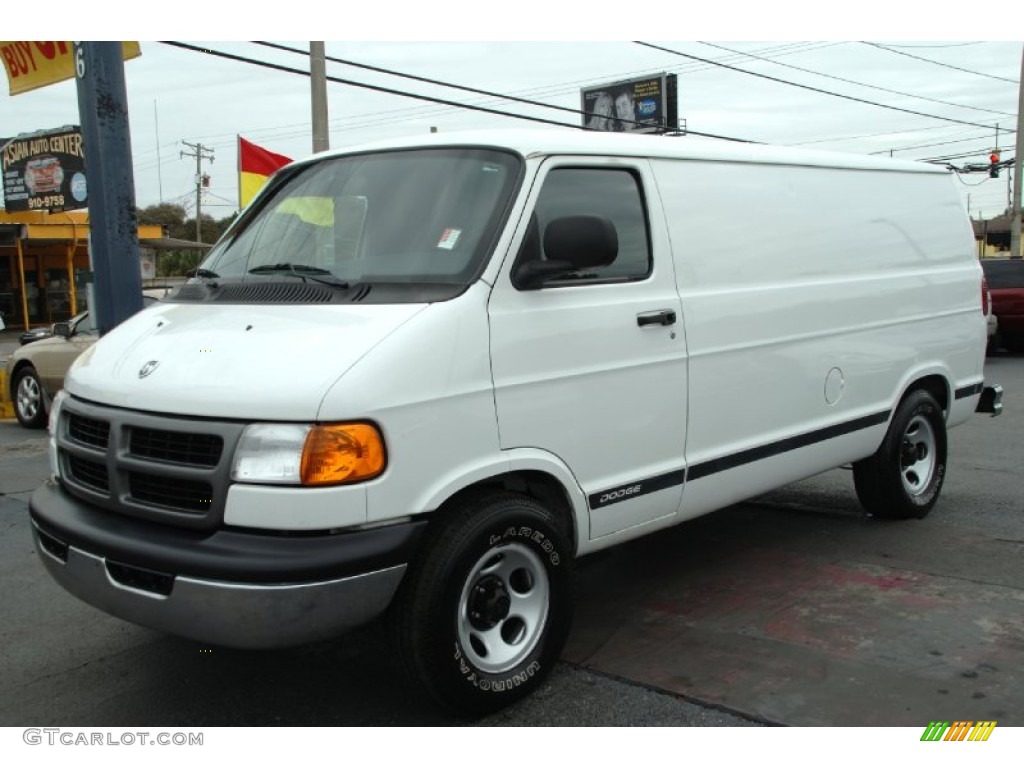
[0,41,141,96]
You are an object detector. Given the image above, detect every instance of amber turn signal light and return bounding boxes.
[300,423,386,486]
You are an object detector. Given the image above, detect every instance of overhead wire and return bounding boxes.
[161,40,754,143]
[860,42,1019,84]
[696,41,1016,119]
[146,42,837,150]
[873,134,1013,155]
[633,41,1003,130]
[788,123,974,146]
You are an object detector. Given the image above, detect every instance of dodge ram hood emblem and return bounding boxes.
[138,360,160,379]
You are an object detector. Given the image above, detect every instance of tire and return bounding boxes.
[392,492,574,715]
[13,367,47,429]
[1003,332,1024,354]
[853,390,947,520]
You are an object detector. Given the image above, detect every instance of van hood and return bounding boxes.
[65,302,428,420]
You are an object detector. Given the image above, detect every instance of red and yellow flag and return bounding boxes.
[238,136,292,208]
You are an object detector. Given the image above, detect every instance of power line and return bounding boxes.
[872,131,1016,155]
[788,123,970,146]
[918,146,1010,163]
[697,41,1016,119]
[163,41,753,143]
[633,41,1002,130]
[160,41,585,131]
[254,40,627,128]
[860,42,1019,85]
[885,42,984,49]
[143,42,831,152]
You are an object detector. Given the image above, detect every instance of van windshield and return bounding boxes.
[199,148,521,295]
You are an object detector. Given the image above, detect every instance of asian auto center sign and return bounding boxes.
[1,127,88,213]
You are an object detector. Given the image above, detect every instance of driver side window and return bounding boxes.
[519,167,651,284]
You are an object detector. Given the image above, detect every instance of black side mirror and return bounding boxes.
[543,215,618,270]
[513,215,618,290]
[53,322,71,339]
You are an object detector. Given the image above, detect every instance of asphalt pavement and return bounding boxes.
[0,345,1020,727]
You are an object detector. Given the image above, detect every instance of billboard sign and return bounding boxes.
[1,126,87,213]
[581,73,678,134]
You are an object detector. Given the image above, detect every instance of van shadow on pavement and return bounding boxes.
[566,500,1023,726]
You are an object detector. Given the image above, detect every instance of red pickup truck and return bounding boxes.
[982,258,1024,353]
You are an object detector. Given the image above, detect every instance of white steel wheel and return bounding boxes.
[854,389,947,520]
[899,414,937,497]
[457,542,550,674]
[392,492,573,715]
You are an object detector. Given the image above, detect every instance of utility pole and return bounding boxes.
[310,42,329,153]
[1012,45,1024,259]
[181,141,214,243]
[74,42,143,335]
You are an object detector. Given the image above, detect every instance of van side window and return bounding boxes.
[518,168,651,285]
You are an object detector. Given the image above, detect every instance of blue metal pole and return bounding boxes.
[73,42,143,335]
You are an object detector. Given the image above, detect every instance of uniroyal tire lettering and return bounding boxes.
[454,638,544,691]
[599,484,642,504]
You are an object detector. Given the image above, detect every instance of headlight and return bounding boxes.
[47,390,68,479]
[48,389,67,436]
[232,422,386,486]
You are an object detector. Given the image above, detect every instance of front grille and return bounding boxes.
[56,398,245,530]
[68,455,109,492]
[130,427,223,467]
[129,472,213,514]
[68,413,110,449]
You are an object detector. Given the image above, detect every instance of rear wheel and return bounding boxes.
[1003,332,1024,354]
[392,492,574,715]
[854,390,947,519]
[13,367,47,429]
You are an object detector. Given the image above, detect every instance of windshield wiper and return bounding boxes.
[192,268,220,279]
[247,263,350,289]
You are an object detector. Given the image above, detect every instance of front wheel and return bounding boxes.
[391,492,574,715]
[853,390,947,519]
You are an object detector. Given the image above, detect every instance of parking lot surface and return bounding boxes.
[0,346,1019,726]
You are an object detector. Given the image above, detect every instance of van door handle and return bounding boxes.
[636,309,677,327]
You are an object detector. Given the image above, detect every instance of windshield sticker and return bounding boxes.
[437,228,462,250]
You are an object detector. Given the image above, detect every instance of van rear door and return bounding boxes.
[488,157,688,540]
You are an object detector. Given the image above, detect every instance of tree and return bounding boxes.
[139,203,238,277]
[138,203,188,238]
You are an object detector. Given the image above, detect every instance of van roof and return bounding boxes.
[303,129,948,175]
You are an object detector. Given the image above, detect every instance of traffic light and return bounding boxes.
[989,150,1001,178]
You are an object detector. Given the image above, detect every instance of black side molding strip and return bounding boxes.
[954,382,984,400]
[687,410,890,481]
[588,409,892,509]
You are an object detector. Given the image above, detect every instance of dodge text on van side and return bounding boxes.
[30,131,1001,713]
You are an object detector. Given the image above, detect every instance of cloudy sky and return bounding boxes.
[4,11,1022,221]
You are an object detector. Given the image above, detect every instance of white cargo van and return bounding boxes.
[30,130,1001,714]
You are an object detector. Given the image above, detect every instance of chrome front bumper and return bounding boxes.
[33,522,406,649]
